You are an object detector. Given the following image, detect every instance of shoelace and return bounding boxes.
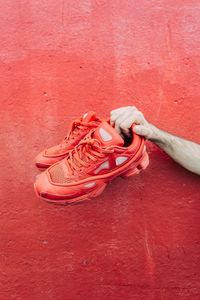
[65,120,97,141]
[65,138,114,174]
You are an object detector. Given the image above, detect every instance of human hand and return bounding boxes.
[110,106,156,139]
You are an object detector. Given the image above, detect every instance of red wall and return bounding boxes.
[0,1,200,299]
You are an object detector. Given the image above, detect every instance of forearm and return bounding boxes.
[149,125,200,175]
[110,106,200,175]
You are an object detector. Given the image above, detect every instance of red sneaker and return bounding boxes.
[35,111,101,170]
[34,121,149,204]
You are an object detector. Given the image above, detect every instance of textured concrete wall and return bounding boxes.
[0,0,200,299]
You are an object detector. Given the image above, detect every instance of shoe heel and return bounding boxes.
[121,152,149,178]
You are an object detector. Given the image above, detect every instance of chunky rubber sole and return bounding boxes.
[34,151,149,205]
[34,182,107,205]
[121,151,149,178]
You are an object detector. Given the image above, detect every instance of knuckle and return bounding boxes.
[115,119,119,125]
[115,119,121,127]
[136,111,142,118]
[110,115,116,121]
[120,123,128,130]
[138,113,144,121]
[110,112,115,118]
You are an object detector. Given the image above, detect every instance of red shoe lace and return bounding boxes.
[65,120,97,141]
[65,137,114,174]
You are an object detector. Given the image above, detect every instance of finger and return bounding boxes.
[110,119,114,126]
[110,106,136,122]
[111,106,132,115]
[121,127,131,138]
[119,116,138,131]
[110,110,125,125]
[114,113,131,135]
[133,125,150,138]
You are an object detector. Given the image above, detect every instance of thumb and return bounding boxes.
[133,125,151,139]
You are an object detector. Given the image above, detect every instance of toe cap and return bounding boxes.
[35,151,56,169]
[34,171,78,200]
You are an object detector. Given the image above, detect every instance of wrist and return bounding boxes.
[148,124,163,143]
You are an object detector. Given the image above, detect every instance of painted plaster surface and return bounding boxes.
[0,1,200,299]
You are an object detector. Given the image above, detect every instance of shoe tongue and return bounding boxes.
[82,111,96,122]
[93,121,124,146]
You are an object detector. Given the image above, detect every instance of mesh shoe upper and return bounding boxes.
[35,111,101,168]
[47,121,146,185]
